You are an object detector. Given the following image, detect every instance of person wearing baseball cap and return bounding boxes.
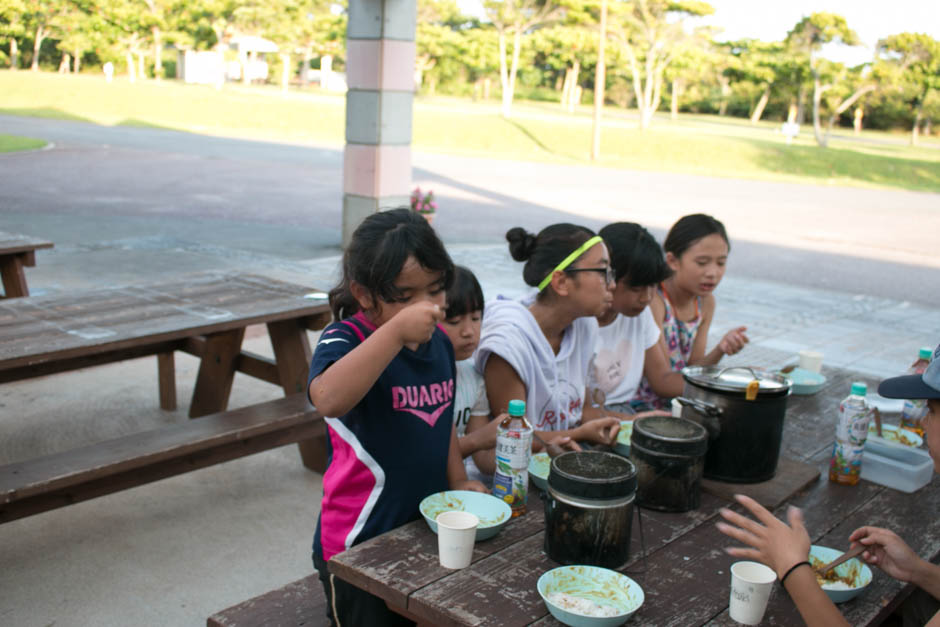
[714,342,940,627]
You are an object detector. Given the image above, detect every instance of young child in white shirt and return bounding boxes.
[587,222,685,418]
[440,266,500,487]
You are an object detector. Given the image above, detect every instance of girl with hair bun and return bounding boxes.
[474,223,622,448]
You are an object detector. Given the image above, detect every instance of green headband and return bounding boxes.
[537,235,604,292]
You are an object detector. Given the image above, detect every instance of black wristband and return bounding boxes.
[780,560,811,585]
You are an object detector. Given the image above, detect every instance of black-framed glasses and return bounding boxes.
[565,266,615,284]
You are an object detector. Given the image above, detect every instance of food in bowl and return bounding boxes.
[419,490,511,541]
[809,545,872,603]
[537,565,644,627]
[547,592,620,618]
[867,424,923,448]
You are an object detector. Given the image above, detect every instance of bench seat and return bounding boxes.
[0,394,323,523]
[207,574,328,627]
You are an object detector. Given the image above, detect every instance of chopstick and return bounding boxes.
[814,545,866,576]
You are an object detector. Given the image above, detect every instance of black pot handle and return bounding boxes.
[675,396,722,440]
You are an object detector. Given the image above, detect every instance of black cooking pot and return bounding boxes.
[543,451,636,569]
[677,366,791,483]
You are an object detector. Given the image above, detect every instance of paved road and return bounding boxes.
[1,114,937,306]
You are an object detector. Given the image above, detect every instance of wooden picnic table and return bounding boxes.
[0,231,54,298]
[329,365,940,626]
[0,271,332,471]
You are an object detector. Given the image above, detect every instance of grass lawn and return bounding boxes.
[1,70,938,193]
[0,133,46,152]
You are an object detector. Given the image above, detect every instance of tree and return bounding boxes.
[484,0,563,118]
[721,39,788,124]
[786,12,873,147]
[607,0,714,130]
[0,0,27,69]
[877,32,940,145]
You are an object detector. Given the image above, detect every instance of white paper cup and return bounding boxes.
[436,511,478,569]
[729,561,776,625]
[798,350,824,373]
[671,398,683,418]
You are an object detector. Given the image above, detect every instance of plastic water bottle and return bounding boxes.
[492,399,533,517]
[829,382,872,486]
[900,347,933,436]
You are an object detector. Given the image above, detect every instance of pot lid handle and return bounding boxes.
[716,366,761,380]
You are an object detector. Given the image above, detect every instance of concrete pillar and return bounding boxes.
[342,0,416,245]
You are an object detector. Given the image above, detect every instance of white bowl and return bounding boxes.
[809,545,872,603]
[419,490,511,541]
[867,424,923,448]
[537,565,644,626]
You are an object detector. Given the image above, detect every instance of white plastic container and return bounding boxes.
[861,444,933,493]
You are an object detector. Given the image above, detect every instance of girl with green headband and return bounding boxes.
[474,224,622,448]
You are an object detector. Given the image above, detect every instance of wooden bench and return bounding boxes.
[207,574,329,627]
[0,394,323,524]
[0,231,54,298]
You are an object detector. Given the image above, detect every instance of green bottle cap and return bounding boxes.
[850,382,867,396]
[508,399,526,416]
[920,347,933,360]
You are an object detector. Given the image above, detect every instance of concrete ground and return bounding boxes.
[1,117,939,626]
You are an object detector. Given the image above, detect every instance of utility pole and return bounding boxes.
[591,0,608,161]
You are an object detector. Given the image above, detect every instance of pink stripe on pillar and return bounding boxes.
[344,144,412,198]
[346,40,380,90]
[380,40,416,92]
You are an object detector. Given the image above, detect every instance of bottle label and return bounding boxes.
[901,399,928,431]
[830,397,871,483]
[493,429,533,511]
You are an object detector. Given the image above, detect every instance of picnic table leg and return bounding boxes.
[0,254,29,298]
[267,319,327,473]
[189,328,245,418]
[157,352,177,410]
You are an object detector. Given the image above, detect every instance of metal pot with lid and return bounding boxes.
[630,415,708,512]
[543,451,636,569]
[677,366,791,483]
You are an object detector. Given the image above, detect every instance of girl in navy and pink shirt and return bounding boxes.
[307,209,485,626]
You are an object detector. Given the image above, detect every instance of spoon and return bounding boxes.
[872,407,883,438]
[814,545,866,577]
[533,431,568,457]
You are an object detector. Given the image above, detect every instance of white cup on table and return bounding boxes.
[729,561,776,625]
[436,511,478,569]
[798,350,824,373]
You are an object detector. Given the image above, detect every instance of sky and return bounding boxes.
[456,0,940,66]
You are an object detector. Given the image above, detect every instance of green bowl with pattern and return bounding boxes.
[419,490,511,541]
[529,452,551,491]
[537,565,644,626]
[612,420,634,457]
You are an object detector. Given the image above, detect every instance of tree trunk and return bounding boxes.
[750,85,770,125]
[796,85,806,124]
[497,30,510,117]
[811,73,826,147]
[670,79,680,121]
[717,75,730,116]
[126,50,136,83]
[911,105,923,146]
[58,52,70,73]
[560,67,571,109]
[504,29,523,119]
[280,53,290,93]
[301,50,311,87]
[591,0,607,161]
[138,51,145,80]
[11,38,18,70]
[73,46,81,73]
[152,27,162,79]
[567,60,580,112]
[31,25,45,71]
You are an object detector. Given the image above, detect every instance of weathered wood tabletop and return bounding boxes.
[329,365,940,626]
[0,231,54,298]
[0,271,333,470]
